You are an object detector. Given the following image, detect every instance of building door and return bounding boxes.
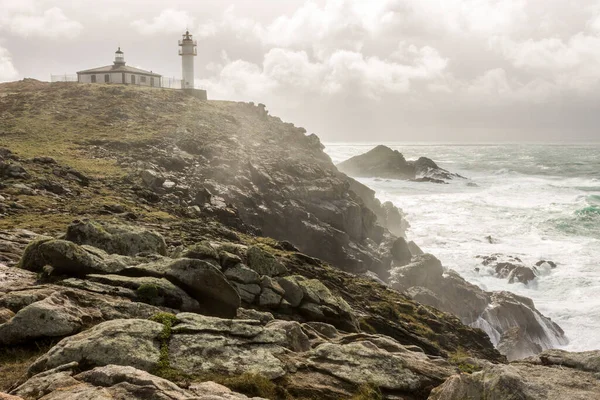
[104,74,110,83]
[91,75,96,83]
[150,77,154,87]
[131,75,136,84]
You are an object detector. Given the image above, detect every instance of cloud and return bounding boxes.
[132,9,195,35]
[199,43,448,101]
[1,6,82,39]
[0,46,18,82]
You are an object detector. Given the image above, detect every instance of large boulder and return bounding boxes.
[168,313,289,379]
[307,340,454,392]
[123,258,240,318]
[18,239,118,276]
[13,363,263,400]
[28,319,163,375]
[65,221,167,256]
[0,288,161,345]
[429,355,600,400]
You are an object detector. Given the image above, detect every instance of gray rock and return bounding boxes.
[0,264,37,292]
[18,239,116,276]
[124,258,240,318]
[86,274,202,311]
[140,169,165,188]
[65,221,167,256]
[28,319,163,375]
[235,308,274,323]
[180,241,220,265]
[277,276,304,307]
[225,264,260,284]
[11,362,80,399]
[220,251,242,269]
[168,313,288,379]
[246,246,288,276]
[429,361,600,400]
[391,237,412,266]
[0,288,162,345]
[266,320,310,352]
[259,276,284,295]
[232,282,260,303]
[258,288,282,308]
[307,341,453,391]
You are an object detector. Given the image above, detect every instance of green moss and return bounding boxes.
[351,382,383,400]
[358,318,377,334]
[149,312,178,378]
[449,348,481,374]
[137,283,160,303]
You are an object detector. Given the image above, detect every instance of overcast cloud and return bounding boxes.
[1,0,599,142]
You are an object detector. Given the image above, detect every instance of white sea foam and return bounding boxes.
[325,143,600,351]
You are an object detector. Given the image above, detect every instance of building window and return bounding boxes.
[141,76,147,83]
[131,75,136,84]
[91,75,96,83]
[104,74,110,83]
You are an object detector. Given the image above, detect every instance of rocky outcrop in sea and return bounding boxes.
[336,145,465,183]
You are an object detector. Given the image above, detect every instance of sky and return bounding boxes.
[1,0,600,142]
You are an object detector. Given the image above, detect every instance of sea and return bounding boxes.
[324,143,600,352]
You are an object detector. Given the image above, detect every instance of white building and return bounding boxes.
[77,48,162,87]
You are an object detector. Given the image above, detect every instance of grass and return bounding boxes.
[351,382,383,400]
[448,348,481,374]
[0,340,58,391]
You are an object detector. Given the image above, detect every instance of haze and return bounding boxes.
[1,0,600,142]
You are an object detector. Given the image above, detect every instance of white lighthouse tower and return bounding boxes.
[179,30,197,89]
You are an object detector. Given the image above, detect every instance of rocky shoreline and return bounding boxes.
[0,80,598,399]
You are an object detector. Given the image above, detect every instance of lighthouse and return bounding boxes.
[179,30,197,89]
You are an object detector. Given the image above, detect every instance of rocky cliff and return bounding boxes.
[0,80,594,400]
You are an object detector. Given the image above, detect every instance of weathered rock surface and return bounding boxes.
[337,145,464,182]
[429,351,600,400]
[29,319,164,374]
[391,254,567,360]
[14,363,264,400]
[66,220,167,256]
[0,288,161,345]
[123,258,240,318]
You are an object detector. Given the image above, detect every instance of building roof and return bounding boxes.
[77,64,162,77]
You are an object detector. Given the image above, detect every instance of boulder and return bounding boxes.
[266,320,311,352]
[14,363,260,400]
[0,264,37,292]
[18,239,115,276]
[307,341,454,391]
[429,359,600,400]
[65,221,167,256]
[168,313,289,379]
[86,274,202,312]
[246,246,288,276]
[28,319,163,375]
[123,258,240,318]
[0,288,161,345]
[180,241,220,265]
[277,276,304,307]
[391,237,412,266]
[225,264,260,284]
